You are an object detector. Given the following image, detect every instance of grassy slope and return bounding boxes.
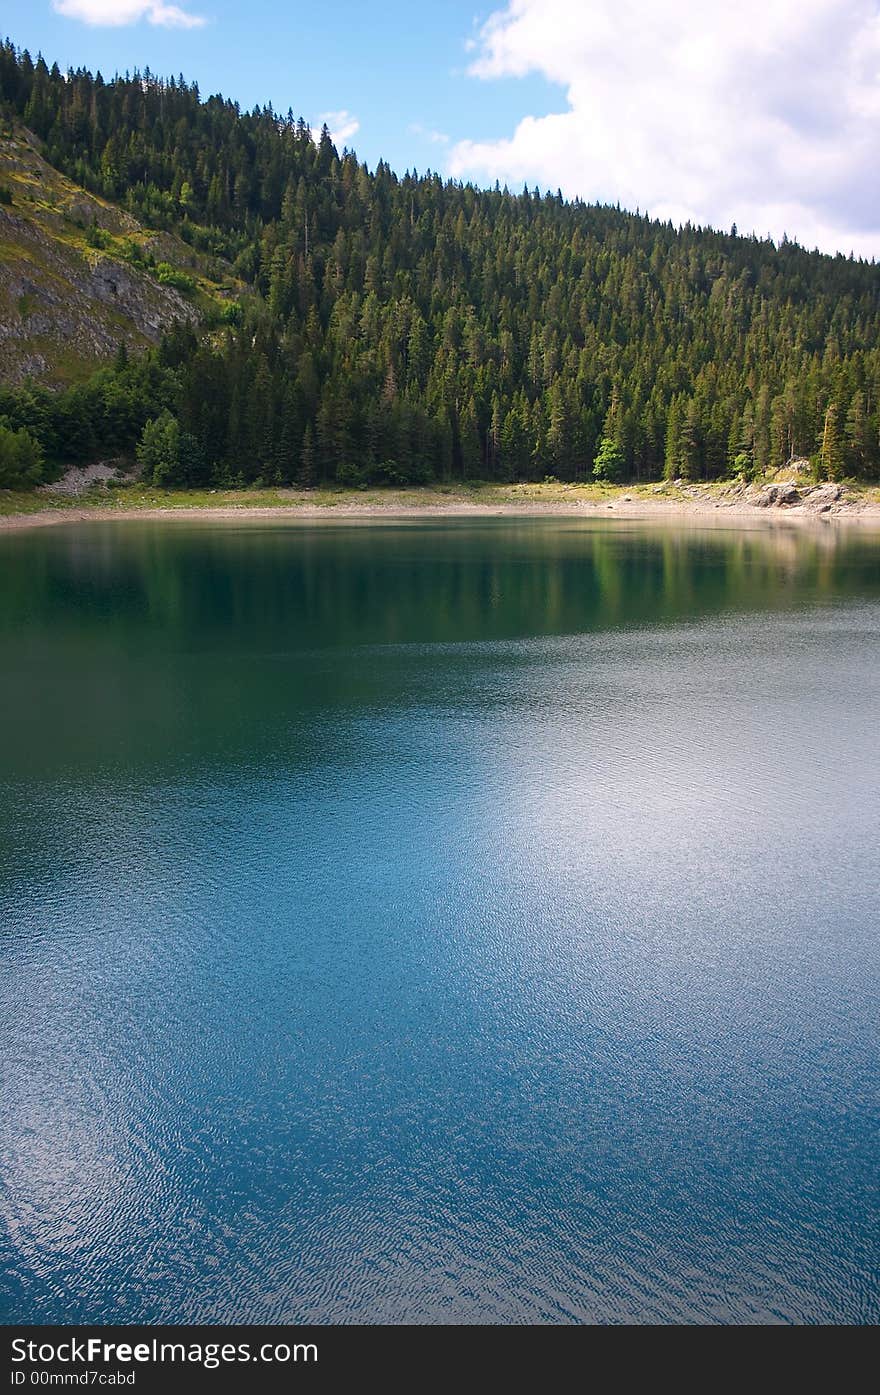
[0,121,244,385]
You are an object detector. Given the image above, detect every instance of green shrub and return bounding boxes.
[592,437,625,483]
[336,462,363,488]
[731,450,760,481]
[136,410,202,485]
[0,419,44,488]
[155,262,197,295]
[203,300,243,330]
[122,240,149,267]
[85,221,111,249]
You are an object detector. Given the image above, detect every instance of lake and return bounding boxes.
[1,514,878,1324]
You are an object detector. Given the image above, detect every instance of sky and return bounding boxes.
[3,0,879,259]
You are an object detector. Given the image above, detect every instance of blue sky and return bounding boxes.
[2,1,560,177]
[4,1,879,258]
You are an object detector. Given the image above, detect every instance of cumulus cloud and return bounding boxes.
[53,0,205,26]
[318,110,360,148]
[449,0,880,257]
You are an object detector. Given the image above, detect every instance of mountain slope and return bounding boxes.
[0,40,878,488]
[0,123,241,385]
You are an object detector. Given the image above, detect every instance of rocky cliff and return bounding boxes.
[0,125,240,385]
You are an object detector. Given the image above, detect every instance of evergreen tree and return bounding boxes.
[0,40,877,491]
[299,421,316,488]
[664,398,684,481]
[818,403,844,481]
[458,397,482,478]
[845,391,870,477]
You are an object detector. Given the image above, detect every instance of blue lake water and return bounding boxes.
[0,515,878,1323]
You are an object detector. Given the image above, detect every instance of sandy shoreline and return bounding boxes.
[3,494,880,531]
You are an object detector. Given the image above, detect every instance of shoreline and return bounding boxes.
[3,484,880,531]
[4,503,880,532]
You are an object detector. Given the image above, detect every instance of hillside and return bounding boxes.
[0,120,245,386]
[0,38,878,490]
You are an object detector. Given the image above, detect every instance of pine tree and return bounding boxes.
[679,399,702,481]
[299,422,316,488]
[730,402,756,478]
[459,397,482,478]
[753,386,772,475]
[546,382,571,470]
[275,383,300,483]
[845,391,870,477]
[0,41,878,494]
[819,403,844,481]
[664,398,684,481]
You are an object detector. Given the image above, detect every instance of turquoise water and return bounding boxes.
[0,516,878,1324]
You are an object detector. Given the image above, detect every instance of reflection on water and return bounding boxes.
[1,517,878,778]
[0,517,878,1323]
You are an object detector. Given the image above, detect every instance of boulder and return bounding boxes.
[756,482,801,508]
[804,483,843,512]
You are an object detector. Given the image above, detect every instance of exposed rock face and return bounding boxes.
[802,483,843,513]
[747,479,848,512]
[0,125,233,386]
[0,204,197,385]
[756,482,801,507]
[89,253,195,338]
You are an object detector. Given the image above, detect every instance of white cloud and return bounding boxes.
[449,0,880,257]
[410,123,450,145]
[53,0,205,26]
[318,110,360,148]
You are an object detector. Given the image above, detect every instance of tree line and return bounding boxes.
[1,39,879,489]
